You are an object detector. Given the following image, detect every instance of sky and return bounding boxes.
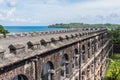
[0,0,120,26]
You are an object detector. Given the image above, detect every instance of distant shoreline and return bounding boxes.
[4,26,65,33]
[48,23,120,29]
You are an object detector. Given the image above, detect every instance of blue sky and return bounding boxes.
[0,0,120,26]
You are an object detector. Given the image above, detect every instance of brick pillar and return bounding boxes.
[81,70,86,80]
[81,50,86,63]
[90,48,92,58]
[88,48,91,58]
[87,66,91,80]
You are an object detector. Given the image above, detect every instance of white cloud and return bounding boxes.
[10,18,28,22]
[6,7,16,18]
[1,0,120,25]
[0,0,17,20]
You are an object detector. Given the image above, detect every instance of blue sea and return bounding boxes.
[4,26,65,33]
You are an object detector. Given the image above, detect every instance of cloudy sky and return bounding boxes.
[0,0,120,26]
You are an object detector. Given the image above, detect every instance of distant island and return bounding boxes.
[48,23,120,29]
[49,23,120,45]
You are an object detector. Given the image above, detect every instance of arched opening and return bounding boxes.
[91,62,94,74]
[12,74,28,80]
[92,39,96,53]
[61,54,69,78]
[88,42,90,58]
[88,42,90,48]
[82,45,85,51]
[87,65,91,79]
[82,71,86,80]
[73,49,79,69]
[41,61,54,80]
[82,45,85,63]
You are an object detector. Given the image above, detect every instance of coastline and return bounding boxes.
[4,26,65,33]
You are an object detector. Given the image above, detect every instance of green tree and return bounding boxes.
[0,25,9,37]
[106,58,120,80]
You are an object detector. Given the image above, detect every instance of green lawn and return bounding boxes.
[104,54,120,80]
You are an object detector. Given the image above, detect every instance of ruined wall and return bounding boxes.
[38,43,79,80]
[0,28,111,80]
[0,60,35,80]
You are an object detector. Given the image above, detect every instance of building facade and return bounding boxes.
[0,28,112,80]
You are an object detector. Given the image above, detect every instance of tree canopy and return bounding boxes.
[0,25,9,37]
[48,23,120,29]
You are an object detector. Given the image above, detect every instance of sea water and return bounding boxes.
[4,26,65,33]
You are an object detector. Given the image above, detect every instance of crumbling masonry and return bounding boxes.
[0,28,112,80]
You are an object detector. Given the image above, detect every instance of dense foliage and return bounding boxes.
[108,27,120,44]
[49,23,119,29]
[105,54,120,80]
[0,25,9,37]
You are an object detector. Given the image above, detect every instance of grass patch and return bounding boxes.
[104,53,120,80]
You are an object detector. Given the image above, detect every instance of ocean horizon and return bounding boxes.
[4,26,65,33]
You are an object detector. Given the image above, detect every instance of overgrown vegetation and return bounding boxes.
[0,25,9,37]
[108,27,120,44]
[105,54,120,80]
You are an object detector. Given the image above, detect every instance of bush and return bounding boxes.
[108,27,120,45]
[113,38,120,44]
[105,56,120,80]
[0,25,9,37]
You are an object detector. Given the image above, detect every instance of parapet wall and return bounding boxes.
[0,28,102,39]
[0,29,78,39]
[0,28,107,68]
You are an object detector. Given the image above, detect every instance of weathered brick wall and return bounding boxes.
[0,61,35,80]
[0,29,109,80]
[38,43,79,80]
[0,43,79,80]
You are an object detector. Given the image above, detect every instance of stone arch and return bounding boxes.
[82,71,86,80]
[73,48,79,69]
[41,61,54,80]
[88,42,90,48]
[91,38,96,53]
[74,48,78,54]
[87,65,91,79]
[60,54,69,78]
[81,44,85,63]
[91,61,94,74]
[82,45,85,51]
[97,35,101,48]
[87,41,91,58]
[12,74,28,80]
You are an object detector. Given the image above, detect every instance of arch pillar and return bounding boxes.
[81,70,87,80]
[87,65,91,80]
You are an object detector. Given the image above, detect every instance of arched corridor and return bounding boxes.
[41,61,54,80]
[61,54,69,78]
[12,74,28,80]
